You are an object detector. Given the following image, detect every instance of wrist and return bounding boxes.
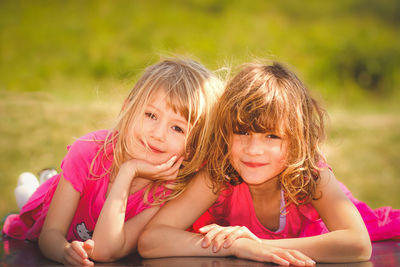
[62,242,72,264]
[119,161,138,179]
[229,238,243,256]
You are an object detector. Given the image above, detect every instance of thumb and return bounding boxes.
[83,239,95,255]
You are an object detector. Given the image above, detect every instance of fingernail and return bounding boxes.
[223,241,229,248]
[212,246,217,253]
[201,239,207,247]
[308,260,316,265]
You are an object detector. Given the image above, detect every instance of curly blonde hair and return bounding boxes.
[206,62,326,205]
[90,57,223,204]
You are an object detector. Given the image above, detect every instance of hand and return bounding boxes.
[199,224,260,252]
[63,239,94,266]
[121,155,184,181]
[232,238,315,266]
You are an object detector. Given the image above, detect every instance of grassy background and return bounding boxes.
[1,0,399,220]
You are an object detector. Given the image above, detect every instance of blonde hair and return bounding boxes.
[206,62,326,205]
[91,57,222,203]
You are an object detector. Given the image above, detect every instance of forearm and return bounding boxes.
[92,169,152,261]
[139,225,234,258]
[91,171,134,261]
[39,229,70,264]
[263,230,371,262]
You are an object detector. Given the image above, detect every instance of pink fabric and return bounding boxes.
[192,181,400,241]
[3,130,168,242]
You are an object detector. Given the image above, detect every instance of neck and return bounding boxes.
[247,177,280,202]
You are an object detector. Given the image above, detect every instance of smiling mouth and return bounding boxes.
[141,141,164,153]
[243,161,267,168]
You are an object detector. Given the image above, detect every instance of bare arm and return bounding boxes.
[263,169,372,262]
[138,172,313,266]
[39,176,93,266]
[138,171,220,257]
[90,164,157,261]
[90,156,183,262]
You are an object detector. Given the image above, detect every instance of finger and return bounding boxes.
[289,250,315,266]
[276,250,307,266]
[199,224,218,234]
[157,155,178,169]
[156,157,185,180]
[202,227,226,249]
[163,157,184,179]
[83,239,95,257]
[83,259,95,267]
[224,226,259,248]
[267,253,290,266]
[212,228,236,252]
[65,247,88,266]
[71,241,88,259]
[153,156,180,174]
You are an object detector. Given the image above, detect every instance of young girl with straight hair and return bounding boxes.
[2,57,223,266]
[139,61,399,265]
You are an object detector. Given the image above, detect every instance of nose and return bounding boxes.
[150,122,167,142]
[244,135,264,155]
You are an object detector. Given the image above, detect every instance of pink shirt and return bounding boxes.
[3,130,168,241]
[192,181,400,241]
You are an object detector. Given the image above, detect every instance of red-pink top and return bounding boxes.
[192,174,400,241]
[3,130,168,241]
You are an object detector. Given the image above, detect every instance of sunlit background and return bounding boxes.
[1,0,399,220]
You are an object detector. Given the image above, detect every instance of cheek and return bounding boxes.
[276,145,288,166]
[230,138,241,158]
[170,135,187,156]
[229,147,241,170]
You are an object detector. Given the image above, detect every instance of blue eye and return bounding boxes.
[145,112,156,119]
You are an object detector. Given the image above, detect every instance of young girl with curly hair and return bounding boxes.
[139,61,399,265]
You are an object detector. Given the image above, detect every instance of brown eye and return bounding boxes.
[172,125,184,134]
[145,112,156,119]
[266,134,280,139]
[233,130,249,135]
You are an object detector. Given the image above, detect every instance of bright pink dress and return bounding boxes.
[192,181,400,241]
[2,130,168,242]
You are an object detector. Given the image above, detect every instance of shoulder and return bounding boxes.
[66,130,110,155]
[60,130,112,187]
[71,130,109,147]
[316,167,338,191]
[312,167,351,210]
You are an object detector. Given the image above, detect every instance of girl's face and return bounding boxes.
[129,89,189,165]
[229,131,288,186]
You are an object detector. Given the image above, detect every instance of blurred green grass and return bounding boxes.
[1,0,399,219]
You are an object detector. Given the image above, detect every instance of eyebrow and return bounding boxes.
[147,104,188,126]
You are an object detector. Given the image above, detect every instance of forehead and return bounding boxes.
[148,88,168,105]
[147,88,188,122]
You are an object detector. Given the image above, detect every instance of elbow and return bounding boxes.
[90,242,132,263]
[356,236,372,261]
[138,228,158,258]
[90,252,116,263]
[349,234,372,262]
[90,247,126,263]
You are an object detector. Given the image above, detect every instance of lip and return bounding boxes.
[141,141,164,153]
[242,161,268,168]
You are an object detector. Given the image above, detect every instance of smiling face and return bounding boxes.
[128,89,189,165]
[229,131,288,186]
